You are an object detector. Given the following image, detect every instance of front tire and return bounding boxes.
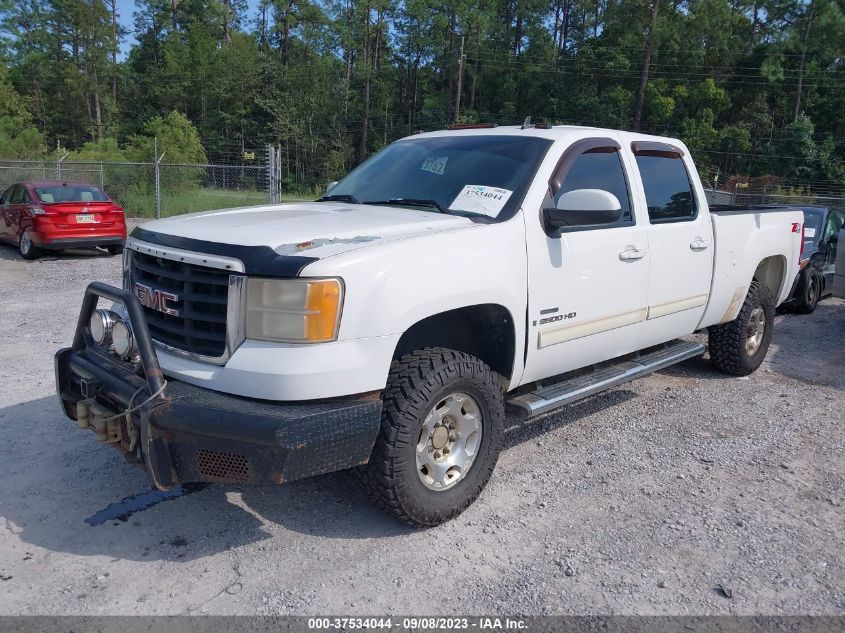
[357,348,504,527]
[19,231,41,260]
[795,267,820,314]
[107,245,124,256]
[708,280,775,376]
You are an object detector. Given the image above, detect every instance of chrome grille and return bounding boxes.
[129,250,234,358]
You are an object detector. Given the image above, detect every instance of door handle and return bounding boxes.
[690,237,710,251]
[619,247,646,261]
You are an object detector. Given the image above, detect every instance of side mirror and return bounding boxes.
[325,181,339,194]
[543,189,622,234]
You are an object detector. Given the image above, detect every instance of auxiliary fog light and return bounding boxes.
[89,309,120,347]
[112,319,138,360]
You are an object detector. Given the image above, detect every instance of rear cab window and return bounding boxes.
[632,142,697,223]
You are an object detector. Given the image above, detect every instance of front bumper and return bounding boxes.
[55,282,383,489]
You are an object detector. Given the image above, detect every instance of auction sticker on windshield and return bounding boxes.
[449,185,513,218]
[421,156,448,175]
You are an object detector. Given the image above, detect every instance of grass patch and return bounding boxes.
[121,187,313,218]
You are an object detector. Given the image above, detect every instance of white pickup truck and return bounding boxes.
[55,125,804,526]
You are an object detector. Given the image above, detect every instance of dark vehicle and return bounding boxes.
[0,181,126,260]
[786,206,843,313]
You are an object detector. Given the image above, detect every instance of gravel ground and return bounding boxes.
[0,235,843,616]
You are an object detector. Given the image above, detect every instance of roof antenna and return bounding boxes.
[521,116,533,129]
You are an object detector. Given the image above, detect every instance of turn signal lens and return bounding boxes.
[246,278,343,343]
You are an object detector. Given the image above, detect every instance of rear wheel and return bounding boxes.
[708,280,774,376]
[356,348,504,527]
[795,267,820,314]
[19,231,41,260]
[107,245,124,256]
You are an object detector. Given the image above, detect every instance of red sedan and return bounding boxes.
[0,181,126,259]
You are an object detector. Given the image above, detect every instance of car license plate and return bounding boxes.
[76,214,95,223]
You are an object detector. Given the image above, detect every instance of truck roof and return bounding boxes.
[413,124,687,151]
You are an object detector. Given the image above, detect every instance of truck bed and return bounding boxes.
[698,206,804,329]
[709,204,798,215]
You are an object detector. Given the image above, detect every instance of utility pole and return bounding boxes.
[454,36,465,124]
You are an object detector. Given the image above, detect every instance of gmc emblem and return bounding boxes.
[133,282,180,316]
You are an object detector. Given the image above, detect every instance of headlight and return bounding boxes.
[89,309,119,346]
[246,278,343,343]
[112,319,138,360]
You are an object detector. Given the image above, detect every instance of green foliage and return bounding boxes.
[127,111,209,164]
[0,66,45,158]
[67,138,127,161]
[1,0,844,196]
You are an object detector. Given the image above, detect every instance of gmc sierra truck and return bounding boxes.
[55,125,804,526]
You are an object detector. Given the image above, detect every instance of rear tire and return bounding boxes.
[19,231,41,260]
[708,280,774,376]
[107,245,124,256]
[356,348,504,527]
[795,267,820,314]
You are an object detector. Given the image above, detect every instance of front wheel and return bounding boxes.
[107,245,124,256]
[356,348,504,527]
[708,280,775,376]
[19,231,41,260]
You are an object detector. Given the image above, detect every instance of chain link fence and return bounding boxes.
[0,158,272,218]
[5,157,843,218]
[704,188,845,208]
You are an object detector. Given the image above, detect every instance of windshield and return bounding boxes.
[326,135,553,221]
[35,185,110,204]
[801,209,824,243]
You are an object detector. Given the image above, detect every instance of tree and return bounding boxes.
[127,110,208,164]
[0,0,843,195]
[0,65,45,158]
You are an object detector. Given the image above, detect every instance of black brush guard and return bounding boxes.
[55,282,383,490]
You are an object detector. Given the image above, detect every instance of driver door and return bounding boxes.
[821,210,843,289]
[521,136,650,384]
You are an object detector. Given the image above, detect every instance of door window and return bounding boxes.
[634,148,697,223]
[555,148,633,225]
[824,211,843,242]
[10,186,29,205]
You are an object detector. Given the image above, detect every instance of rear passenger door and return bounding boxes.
[632,142,714,342]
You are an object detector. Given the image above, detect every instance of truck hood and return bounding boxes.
[134,202,473,258]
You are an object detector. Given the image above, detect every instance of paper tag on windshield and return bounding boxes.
[449,185,513,218]
[421,156,448,175]
[804,227,816,238]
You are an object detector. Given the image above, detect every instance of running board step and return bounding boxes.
[507,340,705,420]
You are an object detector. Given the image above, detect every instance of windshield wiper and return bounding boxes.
[365,198,447,214]
[316,193,361,204]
